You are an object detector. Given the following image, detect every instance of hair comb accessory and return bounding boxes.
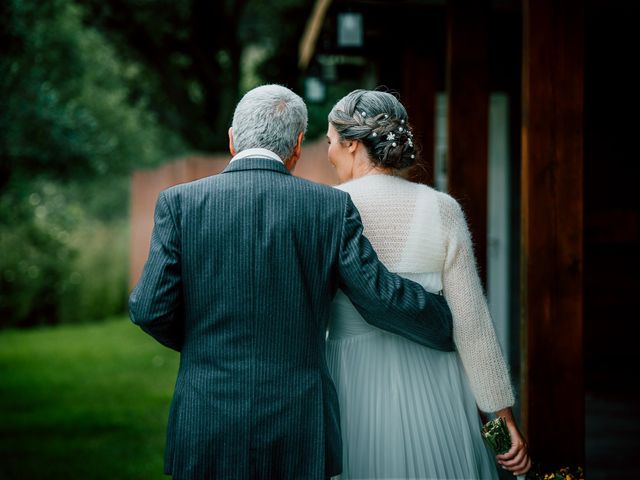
[372,132,377,137]
[392,142,397,147]
[361,111,367,117]
[386,133,396,141]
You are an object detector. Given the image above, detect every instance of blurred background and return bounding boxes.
[1,0,638,478]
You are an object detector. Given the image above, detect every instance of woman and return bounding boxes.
[325,90,531,479]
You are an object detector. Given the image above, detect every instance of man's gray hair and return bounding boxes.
[231,84,308,160]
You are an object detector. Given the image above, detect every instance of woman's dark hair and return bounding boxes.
[328,89,418,169]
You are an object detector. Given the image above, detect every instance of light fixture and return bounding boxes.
[304,76,326,103]
[337,12,363,48]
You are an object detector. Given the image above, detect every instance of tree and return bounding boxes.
[80,0,314,151]
[0,0,185,190]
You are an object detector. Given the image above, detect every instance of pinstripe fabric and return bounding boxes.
[129,157,455,480]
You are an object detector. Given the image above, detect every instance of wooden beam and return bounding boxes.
[521,0,584,469]
[298,0,333,70]
[446,0,490,284]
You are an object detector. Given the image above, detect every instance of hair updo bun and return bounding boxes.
[328,90,418,170]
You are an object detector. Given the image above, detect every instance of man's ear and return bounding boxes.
[294,131,304,157]
[285,131,305,172]
[228,127,236,156]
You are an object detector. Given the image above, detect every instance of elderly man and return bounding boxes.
[129,84,454,479]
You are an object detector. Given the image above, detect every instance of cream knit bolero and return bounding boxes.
[337,174,515,413]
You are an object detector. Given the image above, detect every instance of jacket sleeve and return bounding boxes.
[129,190,184,351]
[441,195,514,411]
[337,195,455,351]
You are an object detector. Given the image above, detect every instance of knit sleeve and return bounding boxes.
[439,194,515,412]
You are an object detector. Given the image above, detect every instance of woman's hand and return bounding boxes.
[494,408,532,476]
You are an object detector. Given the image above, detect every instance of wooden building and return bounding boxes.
[298,0,640,475]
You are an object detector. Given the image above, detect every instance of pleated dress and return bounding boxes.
[327,174,512,479]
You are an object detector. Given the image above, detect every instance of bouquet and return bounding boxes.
[481,416,525,480]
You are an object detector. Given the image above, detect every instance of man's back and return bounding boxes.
[132,157,347,478]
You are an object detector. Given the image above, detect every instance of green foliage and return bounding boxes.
[0,318,179,479]
[1,0,315,183]
[0,0,187,328]
[241,0,315,90]
[0,182,78,327]
[0,0,185,183]
[58,219,129,325]
[81,0,246,151]
[80,0,315,151]
[0,180,129,328]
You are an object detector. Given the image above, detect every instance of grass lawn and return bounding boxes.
[0,317,179,479]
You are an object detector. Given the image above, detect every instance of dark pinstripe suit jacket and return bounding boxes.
[129,157,455,480]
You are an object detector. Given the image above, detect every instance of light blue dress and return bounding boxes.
[327,175,499,479]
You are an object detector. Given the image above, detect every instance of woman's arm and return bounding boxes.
[440,194,530,474]
[440,194,514,411]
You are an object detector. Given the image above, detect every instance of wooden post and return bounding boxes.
[403,47,436,186]
[446,0,490,284]
[521,0,584,468]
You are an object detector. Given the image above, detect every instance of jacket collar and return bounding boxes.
[230,147,283,164]
[221,157,291,176]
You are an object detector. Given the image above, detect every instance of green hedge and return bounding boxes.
[0,181,129,328]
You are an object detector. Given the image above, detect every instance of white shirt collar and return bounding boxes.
[230,148,284,164]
